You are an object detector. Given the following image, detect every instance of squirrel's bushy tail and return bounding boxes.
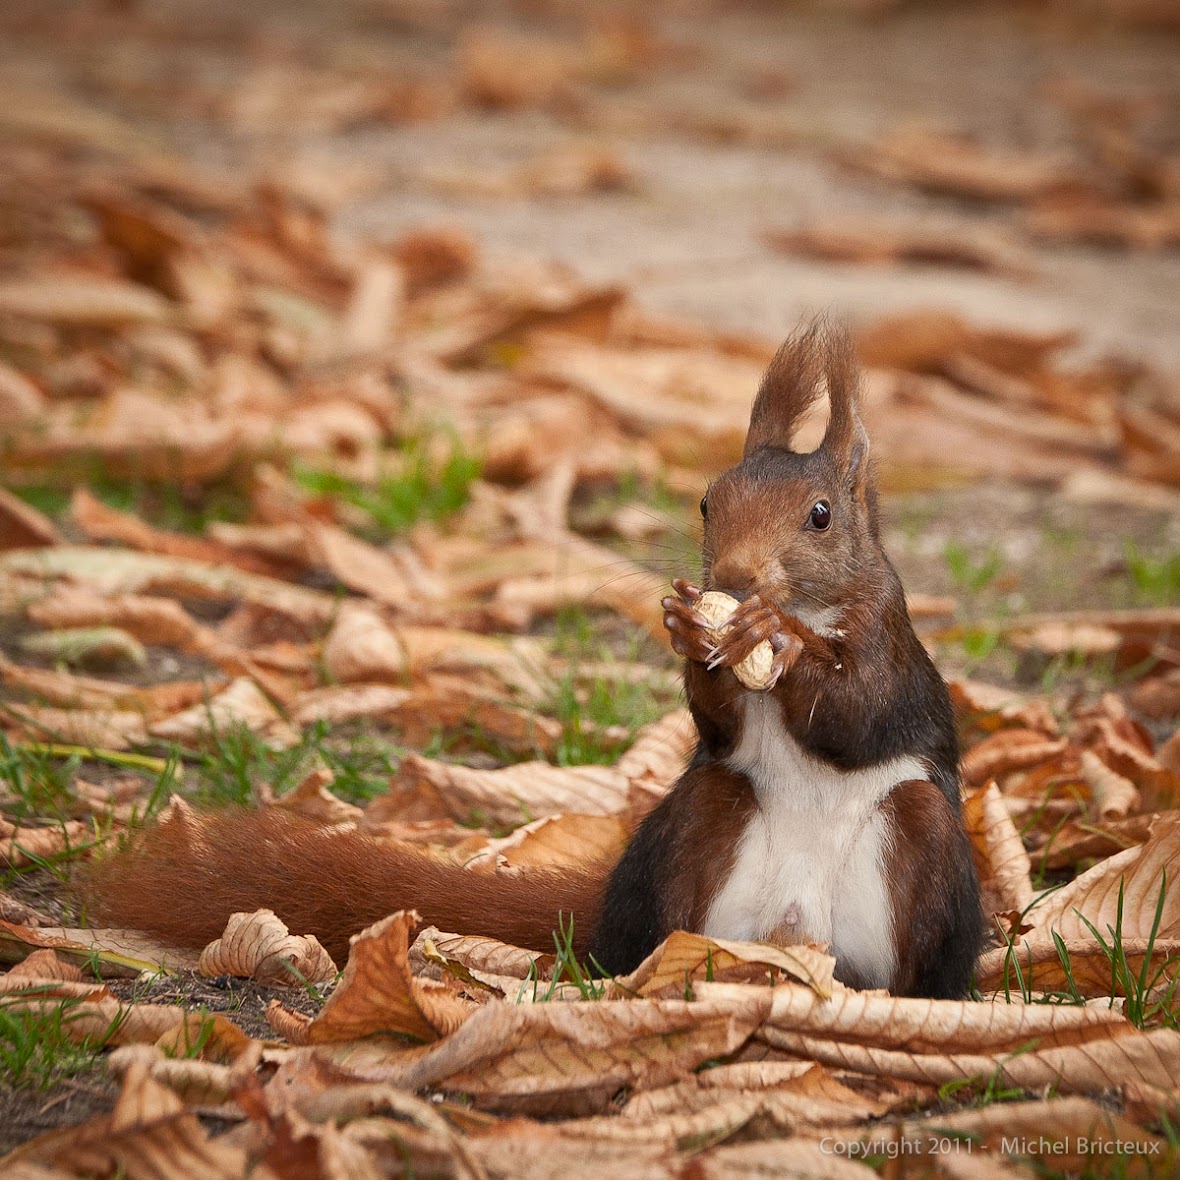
[83,805,609,964]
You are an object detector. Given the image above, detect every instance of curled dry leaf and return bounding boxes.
[411,927,556,984]
[1132,672,1180,721]
[2,703,146,752]
[1028,811,1154,871]
[0,545,339,627]
[0,274,173,326]
[6,947,84,982]
[291,683,411,727]
[0,358,45,422]
[976,935,1180,997]
[149,675,299,749]
[321,602,408,684]
[1078,749,1141,820]
[263,767,364,825]
[4,994,250,1060]
[107,1044,239,1109]
[962,782,1034,917]
[361,990,773,1118]
[306,911,473,1045]
[464,812,628,870]
[623,1059,889,1128]
[960,728,1070,788]
[28,587,200,647]
[949,678,1060,737]
[841,128,1082,203]
[0,917,200,975]
[615,707,696,786]
[493,534,667,642]
[199,909,338,986]
[304,521,426,610]
[0,890,54,927]
[0,485,61,550]
[399,752,631,825]
[1026,811,1180,942]
[25,1055,251,1180]
[267,997,314,1045]
[19,624,147,672]
[615,930,835,1000]
[719,978,1180,1094]
[379,672,564,757]
[0,815,105,868]
[766,218,1036,279]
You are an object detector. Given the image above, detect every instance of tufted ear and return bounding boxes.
[742,326,826,456]
[818,328,870,491]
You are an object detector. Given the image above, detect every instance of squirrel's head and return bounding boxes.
[700,325,880,632]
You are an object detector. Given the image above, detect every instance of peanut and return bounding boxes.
[695,591,775,691]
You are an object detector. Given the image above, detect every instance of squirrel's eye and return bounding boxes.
[807,500,832,531]
[699,494,708,519]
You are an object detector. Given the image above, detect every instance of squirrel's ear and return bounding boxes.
[818,328,870,492]
[743,327,826,456]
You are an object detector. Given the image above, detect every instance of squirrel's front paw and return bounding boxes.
[710,594,803,688]
[662,579,718,664]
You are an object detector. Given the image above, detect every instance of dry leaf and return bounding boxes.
[321,602,408,684]
[199,909,337,985]
[149,676,298,748]
[963,782,1034,917]
[766,218,1035,278]
[961,729,1070,788]
[0,274,172,325]
[842,128,1082,202]
[1026,812,1180,942]
[358,989,773,1117]
[976,935,1180,997]
[398,753,630,825]
[616,930,835,1000]
[725,978,1180,1093]
[306,911,473,1045]
[0,486,61,550]
[24,1055,251,1179]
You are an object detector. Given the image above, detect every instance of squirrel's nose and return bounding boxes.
[706,561,755,601]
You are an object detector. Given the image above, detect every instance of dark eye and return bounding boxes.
[699,494,708,519]
[807,500,831,531]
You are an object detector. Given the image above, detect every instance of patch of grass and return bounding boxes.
[1123,541,1180,607]
[1076,874,1180,1031]
[984,876,1180,1030]
[936,1045,1040,1108]
[547,608,669,766]
[943,541,1004,594]
[0,996,111,1090]
[191,721,399,807]
[526,915,609,1002]
[0,734,77,822]
[958,626,1001,667]
[292,432,481,536]
[10,471,251,534]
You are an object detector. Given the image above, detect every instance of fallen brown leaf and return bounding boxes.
[199,909,337,986]
[305,911,473,1045]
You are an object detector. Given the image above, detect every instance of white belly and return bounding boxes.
[700,694,927,989]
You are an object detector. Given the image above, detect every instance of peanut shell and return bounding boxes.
[695,590,775,692]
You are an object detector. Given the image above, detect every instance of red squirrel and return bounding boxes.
[85,327,982,999]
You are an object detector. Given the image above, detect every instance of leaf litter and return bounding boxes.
[0,0,1179,1175]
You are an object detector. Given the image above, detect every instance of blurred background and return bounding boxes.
[1,0,1178,682]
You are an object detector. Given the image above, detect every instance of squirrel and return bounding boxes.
[84,326,982,999]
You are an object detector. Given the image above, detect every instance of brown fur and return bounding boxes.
[656,764,757,932]
[880,780,975,997]
[84,808,608,965]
